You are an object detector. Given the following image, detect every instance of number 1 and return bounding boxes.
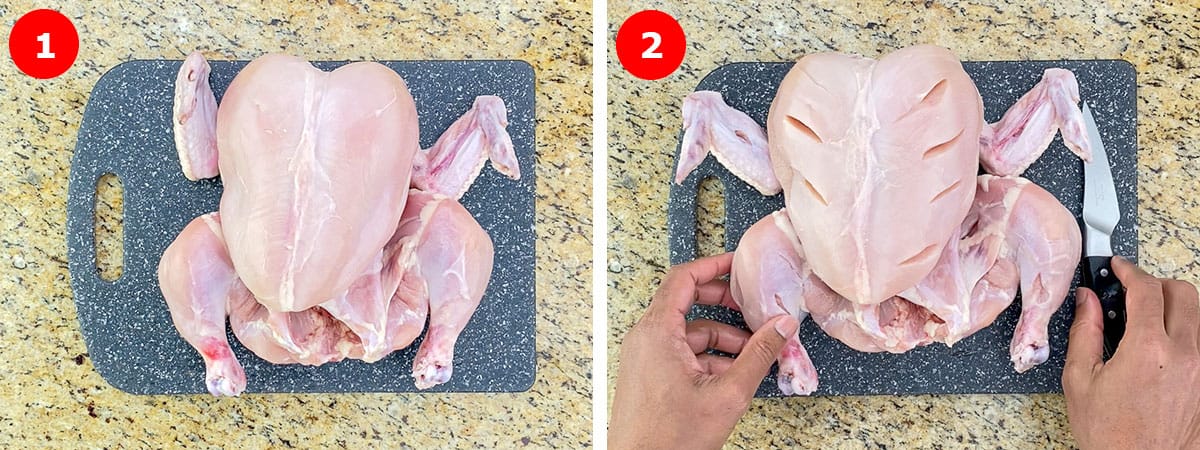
[641,32,662,59]
[37,33,55,59]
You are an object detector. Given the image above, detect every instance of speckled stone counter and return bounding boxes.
[0,1,591,447]
[608,1,1200,448]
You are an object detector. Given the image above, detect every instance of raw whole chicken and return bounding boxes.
[675,45,1091,395]
[159,51,519,396]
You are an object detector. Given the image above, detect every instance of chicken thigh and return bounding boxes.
[160,51,517,395]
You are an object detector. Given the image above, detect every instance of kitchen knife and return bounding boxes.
[1080,103,1126,359]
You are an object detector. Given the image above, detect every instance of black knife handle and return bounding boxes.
[1082,256,1126,359]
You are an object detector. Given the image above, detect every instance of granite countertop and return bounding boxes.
[0,1,591,447]
[608,1,1200,448]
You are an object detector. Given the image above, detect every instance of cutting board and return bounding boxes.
[669,60,1138,396]
[67,59,536,394]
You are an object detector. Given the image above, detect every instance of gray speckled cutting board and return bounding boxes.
[669,60,1138,396]
[67,59,536,394]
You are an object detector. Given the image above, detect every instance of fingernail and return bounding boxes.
[774,316,799,337]
[1112,255,1124,263]
[1075,288,1085,307]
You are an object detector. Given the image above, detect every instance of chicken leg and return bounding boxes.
[157,212,247,396]
[986,176,1083,371]
[729,211,824,395]
[399,190,495,389]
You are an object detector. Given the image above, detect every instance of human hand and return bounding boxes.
[609,253,799,450]
[1063,256,1200,449]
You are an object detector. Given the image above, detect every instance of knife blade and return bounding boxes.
[1080,103,1126,359]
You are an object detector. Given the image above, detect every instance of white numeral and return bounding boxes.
[641,32,663,59]
[36,33,55,59]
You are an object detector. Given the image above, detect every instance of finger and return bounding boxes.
[722,315,799,398]
[648,253,736,318]
[686,319,751,354]
[1163,279,1200,346]
[696,353,736,376]
[695,279,739,310]
[1111,256,1167,337]
[1063,288,1104,394]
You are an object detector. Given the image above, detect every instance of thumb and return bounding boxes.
[1063,288,1104,393]
[723,315,798,397]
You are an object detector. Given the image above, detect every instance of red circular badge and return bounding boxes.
[9,9,79,79]
[615,10,686,80]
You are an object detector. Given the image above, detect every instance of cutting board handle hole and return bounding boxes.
[94,173,124,282]
[695,176,727,256]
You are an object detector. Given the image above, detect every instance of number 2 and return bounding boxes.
[641,32,662,59]
[37,32,55,59]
